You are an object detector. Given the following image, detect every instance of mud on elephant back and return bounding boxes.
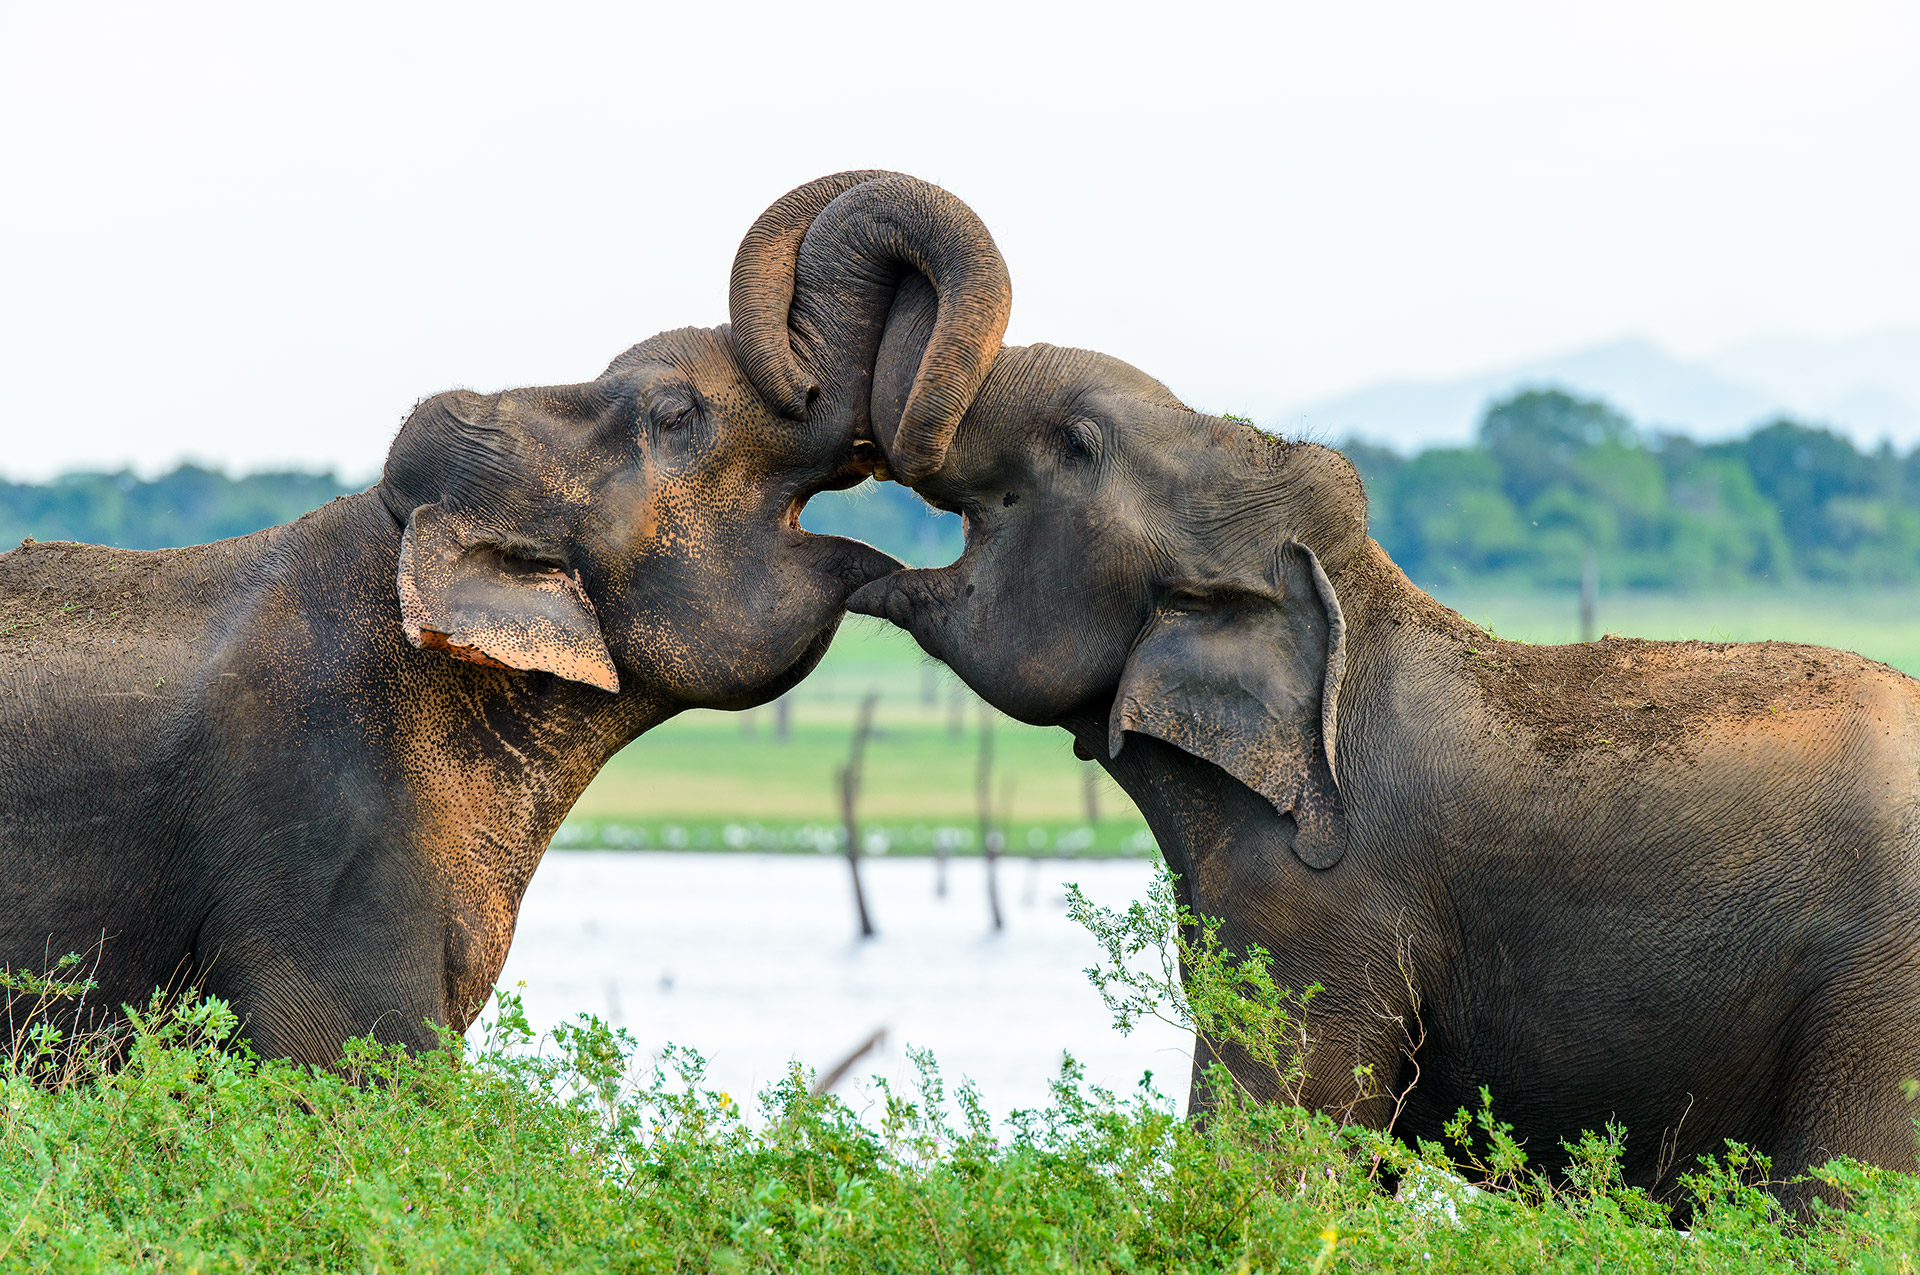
[849,330,1920,1212]
[0,170,1010,1066]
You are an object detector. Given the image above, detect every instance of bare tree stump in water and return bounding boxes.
[978,702,1004,932]
[838,692,881,939]
[1580,546,1598,643]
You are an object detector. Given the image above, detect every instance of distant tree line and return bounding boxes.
[0,463,963,566]
[1343,388,1920,589]
[12,393,1911,591]
[0,465,358,552]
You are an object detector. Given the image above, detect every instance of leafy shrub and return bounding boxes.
[3,880,1920,1271]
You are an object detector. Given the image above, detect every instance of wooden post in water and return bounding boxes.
[838,692,880,939]
[1083,765,1101,826]
[1580,546,1598,642]
[948,680,966,738]
[1000,773,1019,899]
[978,702,1004,932]
[775,693,792,742]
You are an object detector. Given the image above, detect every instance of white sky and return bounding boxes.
[2,0,1915,479]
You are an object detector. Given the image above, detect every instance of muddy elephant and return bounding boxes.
[849,336,1920,1203]
[0,171,1010,1063]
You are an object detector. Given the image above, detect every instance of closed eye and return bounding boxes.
[645,387,701,436]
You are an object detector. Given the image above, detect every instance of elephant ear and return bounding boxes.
[1109,540,1347,868]
[396,503,619,693]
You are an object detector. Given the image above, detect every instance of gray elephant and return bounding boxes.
[848,336,1920,1205]
[0,172,1011,1063]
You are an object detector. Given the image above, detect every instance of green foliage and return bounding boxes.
[0,466,358,550]
[1349,388,1920,589]
[1068,868,1320,1105]
[3,938,1920,1270]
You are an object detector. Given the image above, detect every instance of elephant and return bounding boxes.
[847,336,1920,1204]
[0,171,1010,1064]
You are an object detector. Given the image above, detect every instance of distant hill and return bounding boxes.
[1289,330,1920,453]
[1701,327,1920,441]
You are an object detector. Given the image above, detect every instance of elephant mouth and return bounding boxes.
[842,481,980,629]
[846,558,969,630]
[783,463,906,597]
[781,437,891,535]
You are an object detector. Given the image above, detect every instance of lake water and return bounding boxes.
[486,851,1194,1124]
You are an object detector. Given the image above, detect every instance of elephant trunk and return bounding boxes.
[729,172,1011,482]
[728,170,903,420]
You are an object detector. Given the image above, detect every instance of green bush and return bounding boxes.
[4,878,1920,1271]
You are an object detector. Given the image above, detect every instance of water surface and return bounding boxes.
[489,851,1194,1123]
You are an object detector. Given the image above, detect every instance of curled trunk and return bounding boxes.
[730,172,1011,481]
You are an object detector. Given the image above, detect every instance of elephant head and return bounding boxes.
[849,343,1367,867]
[378,171,1011,714]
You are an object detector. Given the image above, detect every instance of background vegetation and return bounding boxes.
[1345,389,1920,589]
[15,398,1920,859]
[13,390,1919,595]
[0,466,356,553]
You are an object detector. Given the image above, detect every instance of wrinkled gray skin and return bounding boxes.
[0,172,1010,1064]
[850,340,1920,1208]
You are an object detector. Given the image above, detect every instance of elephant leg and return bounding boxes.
[218,966,451,1064]
[1184,1006,1417,1128]
[1762,994,1920,1214]
[195,916,455,1065]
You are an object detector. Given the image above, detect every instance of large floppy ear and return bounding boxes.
[396,502,619,693]
[1109,540,1346,868]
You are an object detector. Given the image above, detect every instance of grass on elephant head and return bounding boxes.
[5,876,1920,1272]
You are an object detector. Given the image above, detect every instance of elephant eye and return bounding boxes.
[1055,419,1099,462]
[646,392,699,436]
[1160,584,1214,614]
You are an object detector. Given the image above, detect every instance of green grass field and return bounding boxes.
[1432,584,1920,668]
[566,616,1149,854]
[568,586,1920,853]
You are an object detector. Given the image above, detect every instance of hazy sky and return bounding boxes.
[2,0,1915,479]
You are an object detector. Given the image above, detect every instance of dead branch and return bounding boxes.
[813,1026,888,1096]
[839,691,881,939]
